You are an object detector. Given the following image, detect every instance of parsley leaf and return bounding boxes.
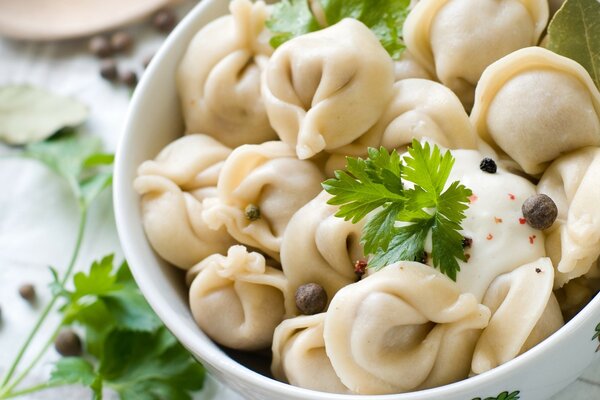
[49,358,103,399]
[49,256,204,400]
[323,141,472,280]
[54,255,161,357]
[266,0,411,60]
[322,147,405,223]
[266,0,320,48]
[22,129,113,210]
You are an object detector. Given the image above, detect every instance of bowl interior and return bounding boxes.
[114,1,600,399]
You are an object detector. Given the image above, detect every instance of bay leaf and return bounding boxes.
[0,85,89,145]
[547,0,600,89]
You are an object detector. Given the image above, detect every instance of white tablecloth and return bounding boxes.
[0,3,598,399]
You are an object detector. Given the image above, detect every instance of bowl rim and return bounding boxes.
[114,0,600,398]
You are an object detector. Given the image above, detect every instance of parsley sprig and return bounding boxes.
[0,128,204,400]
[323,140,472,281]
[266,0,411,60]
[48,256,204,400]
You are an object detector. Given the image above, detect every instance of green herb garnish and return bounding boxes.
[0,125,204,399]
[48,256,204,400]
[547,0,600,89]
[266,0,411,60]
[323,140,472,280]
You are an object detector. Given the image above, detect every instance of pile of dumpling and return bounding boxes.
[134,0,600,395]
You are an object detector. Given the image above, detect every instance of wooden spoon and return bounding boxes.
[0,0,183,41]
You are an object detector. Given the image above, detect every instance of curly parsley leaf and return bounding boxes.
[324,141,472,280]
[22,129,113,210]
[369,217,432,270]
[266,0,411,60]
[322,147,405,223]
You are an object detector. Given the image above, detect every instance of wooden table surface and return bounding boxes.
[0,2,598,398]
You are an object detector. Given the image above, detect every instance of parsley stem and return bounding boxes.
[0,382,60,399]
[0,208,88,390]
[1,325,62,397]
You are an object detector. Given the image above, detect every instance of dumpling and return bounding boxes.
[280,191,365,302]
[134,134,235,269]
[471,47,600,175]
[446,149,546,301]
[536,147,600,287]
[394,50,434,81]
[323,262,490,395]
[554,267,600,321]
[404,0,549,109]
[271,313,351,394]
[262,18,395,159]
[471,258,564,374]
[188,245,294,351]
[202,141,324,259]
[177,0,277,148]
[326,79,478,174]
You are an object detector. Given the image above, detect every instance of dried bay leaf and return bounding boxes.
[547,0,600,89]
[0,85,89,145]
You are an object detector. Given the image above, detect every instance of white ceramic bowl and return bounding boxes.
[113,1,600,399]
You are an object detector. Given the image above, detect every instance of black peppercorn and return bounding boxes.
[88,36,112,58]
[479,158,497,174]
[462,237,473,248]
[119,70,138,88]
[54,328,83,357]
[522,194,558,230]
[99,59,118,81]
[295,283,327,315]
[153,9,177,33]
[244,204,260,221]
[18,284,36,302]
[110,31,133,53]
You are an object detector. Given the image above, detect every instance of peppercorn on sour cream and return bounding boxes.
[445,149,545,301]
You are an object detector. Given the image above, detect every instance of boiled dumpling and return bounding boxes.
[471,47,600,175]
[537,147,600,287]
[177,0,277,148]
[262,18,395,159]
[280,191,365,303]
[472,258,564,374]
[271,313,351,394]
[404,0,549,109]
[134,134,235,269]
[394,50,434,81]
[202,141,324,259]
[326,79,478,174]
[188,245,293,351]
[324,262,490,395]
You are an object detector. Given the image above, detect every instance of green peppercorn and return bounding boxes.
[522,194,558,230]
[244,204,260,221]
